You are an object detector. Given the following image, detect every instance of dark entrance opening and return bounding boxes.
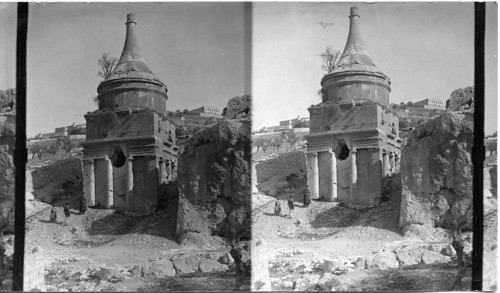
[334,139,350,161]
[110,146,126,168]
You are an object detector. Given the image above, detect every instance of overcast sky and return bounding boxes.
[0,2,497,136]
[0,3,16,90]
[26,2,249,137]
[253,2,498,134]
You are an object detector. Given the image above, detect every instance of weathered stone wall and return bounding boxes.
[318,152,333,199]
[255,151,306,184]
[94,158,108,207]
[400,112,473,231]
[336,155,351,202]
[355,148,383,206]
[32,158,83,192]
[309,102,342,133]
[176,119,251,244]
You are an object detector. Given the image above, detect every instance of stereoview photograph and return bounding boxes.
[251,2,497,291]
[25,3,251,291]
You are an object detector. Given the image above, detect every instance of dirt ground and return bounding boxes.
[25,206,242,291]
[252,187,473,291]
[253,188,407,262]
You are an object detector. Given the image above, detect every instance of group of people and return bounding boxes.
[49,193,87,225]
[274,185,312,218]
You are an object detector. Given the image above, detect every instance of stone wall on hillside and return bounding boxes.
[176,119,251,245]
[255,151,306,184]
[32,158,83,191]
[400,111,474,233]
[0,113,15,234]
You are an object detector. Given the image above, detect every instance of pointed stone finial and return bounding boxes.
[350,6,359,18]
[336,6,375,67]
[126,13,136,25]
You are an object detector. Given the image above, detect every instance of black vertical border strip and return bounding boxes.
[472,2,485,291]
[14,2,28,291]
[244,0,253,263]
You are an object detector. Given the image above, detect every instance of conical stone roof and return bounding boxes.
[103,13,164,84]
[329,7,387,77]
[96,13,168,112]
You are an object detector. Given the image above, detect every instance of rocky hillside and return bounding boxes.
[176,96,252,246]
[400,111,474,234]
[0,89,15,290]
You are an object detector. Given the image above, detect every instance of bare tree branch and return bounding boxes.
[318,46,341,73]
[97,52,118,80]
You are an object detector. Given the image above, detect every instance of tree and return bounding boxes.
[254,138,267,153]
[97,52,118,80]
[56,137,73,154]
[92,96,100,108]
[270,137,284,150]
[45,142,59,156]
[399,119,410,130]
[486,139,497,156]
[407,101,414,107]
[281,130,298,147]
[391,104,399,110]
[318,46,341,73]
[183,109,190,114]
[29,144,45,159]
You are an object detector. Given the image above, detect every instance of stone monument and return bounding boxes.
[81,13,178,214]
[305,7,402,207]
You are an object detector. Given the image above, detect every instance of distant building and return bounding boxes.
[190,106,221,117]
[279,120,293,129]
[279,116,310,129]
[414,98,445,110]
[53,123,86,137]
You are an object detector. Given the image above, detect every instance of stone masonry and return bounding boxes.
[81,14,178,215]
[305,7,402,207]
[255,151,306,184]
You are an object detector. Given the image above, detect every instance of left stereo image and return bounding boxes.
[0,2,16,291]
[2,2,252,291]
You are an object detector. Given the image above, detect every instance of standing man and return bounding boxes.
[79,193,87,215]
[303,185,311,207]
[274,200,281,215]
[63,203,70,226]
[287,195,294,218]
[50,205,57,222]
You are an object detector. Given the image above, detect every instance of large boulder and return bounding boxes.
[0,113,15,234]
[176,118,251,242]
[25,169,51,217]
[446,86,474,112]
[400,112,473,232]
[0,235,14,287]
[223,95,251,119]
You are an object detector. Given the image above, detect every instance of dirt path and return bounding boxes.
[252,189,470,291]
[25,206,242,291]
[253,189,409,262]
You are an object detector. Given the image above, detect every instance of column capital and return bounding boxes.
[389,152,394,158]
[351,148,357,154]
[82,158,94,165]
[306,152,318,158]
